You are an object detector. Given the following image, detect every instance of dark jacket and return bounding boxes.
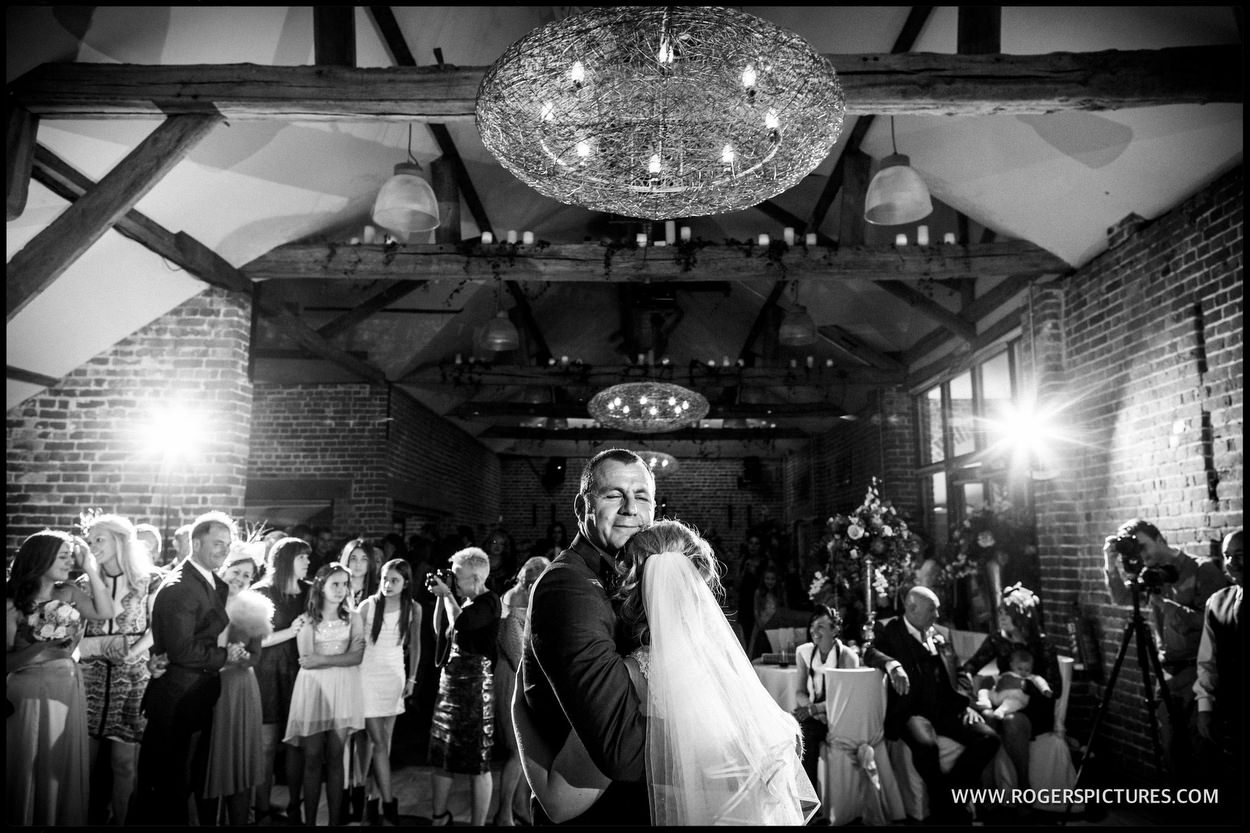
[521,534,647,825]
[871,616,970,739]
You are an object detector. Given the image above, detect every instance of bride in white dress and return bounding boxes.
[513,519,820,825]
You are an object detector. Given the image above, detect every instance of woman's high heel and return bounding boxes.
[432,809,454,826]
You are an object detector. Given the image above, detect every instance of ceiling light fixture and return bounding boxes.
[475,6,845,220]
[864,117,933,226]
[778,281,817,346]
[641,450,680,477]
[588,381,710,434]
[372,124,440,239]
[480,279,520,352]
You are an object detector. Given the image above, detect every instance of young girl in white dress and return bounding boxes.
[354,559,422,825]
[513,519,819,826]
[283,563,364,826]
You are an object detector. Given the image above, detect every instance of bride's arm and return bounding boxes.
[512,683,610,823]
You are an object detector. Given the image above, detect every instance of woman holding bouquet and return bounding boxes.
[6,529,117,826]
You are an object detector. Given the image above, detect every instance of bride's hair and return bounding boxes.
[617,519,724,646]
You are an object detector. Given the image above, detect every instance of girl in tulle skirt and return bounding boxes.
[283,563,364,826]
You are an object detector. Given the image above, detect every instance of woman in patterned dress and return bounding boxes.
[7,529,116,826]
[251,536,311,823]
[78,513,161,825]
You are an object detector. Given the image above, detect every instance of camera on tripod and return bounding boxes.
[425,567,457,595]
[1112,533,1178,592]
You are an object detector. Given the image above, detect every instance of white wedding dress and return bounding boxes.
[637,551,821,826]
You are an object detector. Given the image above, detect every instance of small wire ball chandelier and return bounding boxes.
[588,381,710,434]
[475,6,845,220]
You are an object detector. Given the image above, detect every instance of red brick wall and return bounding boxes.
[1025,168,1243,780]
[6,288,253,553]
[248,385,501,539]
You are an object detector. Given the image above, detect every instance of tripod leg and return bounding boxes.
[1074,622,1136,787]
[1133,616,1169,775]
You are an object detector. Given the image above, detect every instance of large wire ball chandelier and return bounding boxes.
[475,6,846,220]
[588,382,710,434]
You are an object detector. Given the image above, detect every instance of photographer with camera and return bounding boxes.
[1102,518,1229,783]
[425,547,501,826]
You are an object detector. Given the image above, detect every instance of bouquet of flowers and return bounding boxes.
[809,477,920,611]
[28,599,82,643]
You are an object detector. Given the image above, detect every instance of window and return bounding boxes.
[914,341,1025,545]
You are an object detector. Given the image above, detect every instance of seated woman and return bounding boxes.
[792,605,861,798]
[513,520,819,826]
[959,583,1058,790]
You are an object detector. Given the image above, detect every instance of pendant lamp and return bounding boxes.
[372,125,440,238]
[864,117,932,226]
[480,280,520,352]
[778,281,817,346]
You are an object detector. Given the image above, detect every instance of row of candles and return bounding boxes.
[355,223,956,248]
[454,353,838,369]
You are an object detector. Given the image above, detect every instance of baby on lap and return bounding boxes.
[976,647,1052,720]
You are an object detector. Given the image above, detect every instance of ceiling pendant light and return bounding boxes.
[476,6,845,220]
[480,279,520,352]
[864,117,933,226]
[778,281,817,346]
[372,124,440,239]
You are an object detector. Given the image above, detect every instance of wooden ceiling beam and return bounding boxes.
[316,280,429,340]
[737,281,788,365]
[12,46,1240,120]
[479,426,810,441]
[243,240,1069,283]
[900,272,1037,366]
[7,364,61,388]
[875,280,978,342]
[449,400,843,419]
[816,325,905,371]
[7,105,38,220]
[7,112,222,321]
[399,363,902,388]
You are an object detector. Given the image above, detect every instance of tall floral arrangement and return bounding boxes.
[939,497,1036,589]
[808,477,921,613]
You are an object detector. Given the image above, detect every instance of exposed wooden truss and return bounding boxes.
[399,363,904,389]
[242,240,1071,283]
[449,400,846,419]
[11,47,1239,120]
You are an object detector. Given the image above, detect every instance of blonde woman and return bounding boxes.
[78,513,162,825]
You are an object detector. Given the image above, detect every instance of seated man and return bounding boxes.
[977,648,1052,721]
[871,586,1000,822]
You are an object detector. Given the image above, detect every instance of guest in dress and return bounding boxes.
[483,529,518,597]
[250,537,311,823]
[428,547,502,826]
[355,559,422,825]
[6,529,116,826]
[493,556,549,826]
[78,512,162,825]
[201,543,274,825]
[284,563,365,826]
[341,537,380,821]
[959,583,1059,791]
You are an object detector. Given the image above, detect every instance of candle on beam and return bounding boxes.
[507,229,518,244]
[665,220,676,245]
[944,232,957,244]
[783,227,795,246]
[480,231,494,244]
[895,233,908,246]
[636,232,648,247]
[916,225,930,246]
[805,232,818,246]
[758,233,770,246]
[522,230,535,245]
[680,226,692,242]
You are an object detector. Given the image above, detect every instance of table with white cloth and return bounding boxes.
[752,660,802,713]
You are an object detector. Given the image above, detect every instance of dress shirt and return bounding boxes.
[904,617,938,654]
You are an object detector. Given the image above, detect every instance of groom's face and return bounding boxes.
[576,459,655,553]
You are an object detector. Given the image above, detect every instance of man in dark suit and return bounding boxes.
[871,586,1000,823]
[520,449,653,825]
[132,511,247,824]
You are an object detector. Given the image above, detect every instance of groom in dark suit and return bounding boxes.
[872,586,1000,823]
[132,511,246,824]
